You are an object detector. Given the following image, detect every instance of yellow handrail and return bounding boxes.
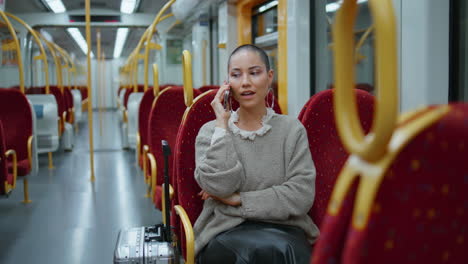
[5,12,50,94]
[182,50,194,107]
[85,0,95,182]
[152,63,160,96]
[332,0,398,162]
[36,31,62,93]
[143,0,176,91]
[0,11,24,93]
[354,25,373,64]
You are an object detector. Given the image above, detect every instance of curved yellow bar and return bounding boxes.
[143,0,176,91]
[182,50,194,107]
[53,43,72,92]
[0,11,24,93]
[36,31,62,94]
[55,45,76,89]
[5,13,50,94]
[152,63,160,96]
[355,25,373,63]
[147,152,158,200]
[174,205,195,264]
[332,0,398,162]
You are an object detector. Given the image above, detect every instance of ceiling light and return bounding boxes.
[114,28,129,58]
[326,0,368,13]
[67,28,94,58]
[43,0,66,13]
[258,0,278,13]
[121,0,138,14]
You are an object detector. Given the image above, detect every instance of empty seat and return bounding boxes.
[147,86,201,209]
[302,89,374,227]
[0,89,33,202]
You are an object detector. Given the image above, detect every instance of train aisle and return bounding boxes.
[0,110,161,264]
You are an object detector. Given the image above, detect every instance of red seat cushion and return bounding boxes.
[7,159,30,177]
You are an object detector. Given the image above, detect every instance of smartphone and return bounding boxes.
[223,89,231,111]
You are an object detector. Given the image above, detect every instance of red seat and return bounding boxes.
[172,90,217,260]
[63,88,74,123]
[198,85,219,93]
[337,104,468,264]
[138,89,156,168]
[123,85,145,109]
[80,86,88,100]
[302,89,374,228]
[0,89,33,202]
[147,86,201,209]
[138,85,175,169]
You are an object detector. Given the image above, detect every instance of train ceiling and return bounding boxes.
[5,0,170,60]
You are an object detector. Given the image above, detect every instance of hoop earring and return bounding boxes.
[266,87,275,109]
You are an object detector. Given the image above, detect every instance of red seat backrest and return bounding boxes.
[198,85,219,93]
[147,86,201,208]
[138,89,156,157]
[25,86,46,95]
[123,89,133,108]
[339,104,468,264]
[0,120,12,195]
[0,89,33,167]
[302,89,374,227]
[49,86,65,117]
[80,86,88,100]
[173,90,217,258]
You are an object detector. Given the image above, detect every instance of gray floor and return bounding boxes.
[0,110,161,263]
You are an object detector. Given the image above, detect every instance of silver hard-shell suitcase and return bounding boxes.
[114,141,178,264]
[114,226,175,263]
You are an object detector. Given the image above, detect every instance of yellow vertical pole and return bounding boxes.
[85,0,95,182]
[97,29,103,137]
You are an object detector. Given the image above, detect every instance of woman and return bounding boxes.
[194,44,318,263]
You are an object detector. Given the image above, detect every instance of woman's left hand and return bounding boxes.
[198,190,241,206]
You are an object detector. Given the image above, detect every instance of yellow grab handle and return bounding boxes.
[332,0,398,162]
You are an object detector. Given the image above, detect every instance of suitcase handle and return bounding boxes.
[161,140,172,242]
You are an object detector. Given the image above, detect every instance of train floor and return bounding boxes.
[0,110,161,263]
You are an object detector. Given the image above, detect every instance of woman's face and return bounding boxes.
[228,50,273,110]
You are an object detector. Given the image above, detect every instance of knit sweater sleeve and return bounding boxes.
[194,122,245,198]
[240,123,316,221]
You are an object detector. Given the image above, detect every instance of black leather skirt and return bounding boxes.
[197,221,312,264]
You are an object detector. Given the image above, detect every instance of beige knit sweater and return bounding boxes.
[193,111,319,255]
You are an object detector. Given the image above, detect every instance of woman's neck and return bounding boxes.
[236,106,267,131]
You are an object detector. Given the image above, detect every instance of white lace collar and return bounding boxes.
[228,108,276,140]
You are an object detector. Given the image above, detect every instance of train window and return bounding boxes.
[325,0,375,94]
[252,0,279,96]
[450,0,468,102]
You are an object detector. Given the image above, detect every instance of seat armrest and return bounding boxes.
[174,205,195,264]
[5,149,17,192]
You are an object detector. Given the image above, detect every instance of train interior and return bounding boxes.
[0,0,467,263]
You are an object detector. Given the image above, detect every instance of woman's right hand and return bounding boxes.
[211,81,231,129]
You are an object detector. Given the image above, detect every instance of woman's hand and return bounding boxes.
[198,190,241,207]
[211,81,232,129]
